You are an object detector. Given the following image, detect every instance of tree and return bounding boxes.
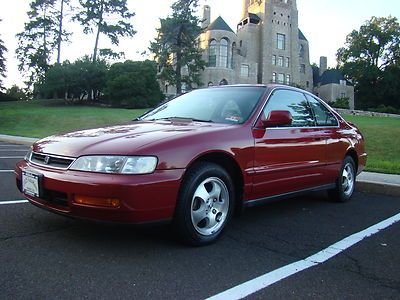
[74,0,135,63]
[337,16,400,109]
[150,0,206,94]
[104,60,163,108]
[39,57,108,101]
[0,19,7,91]
[16,0,71,88]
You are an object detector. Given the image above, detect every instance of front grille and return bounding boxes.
[30,152,75,169]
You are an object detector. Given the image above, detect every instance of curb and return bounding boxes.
[357,180,400,198]
[0,134,38,146]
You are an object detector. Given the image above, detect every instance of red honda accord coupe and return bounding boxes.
[16,85,367,245]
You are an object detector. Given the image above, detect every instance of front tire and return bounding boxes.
[328,156,356,202]
[174,162,234,246]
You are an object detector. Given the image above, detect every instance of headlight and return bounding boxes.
[25,148,33,161]
[69,156,158,174]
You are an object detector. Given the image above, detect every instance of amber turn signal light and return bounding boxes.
[74,195,120,208]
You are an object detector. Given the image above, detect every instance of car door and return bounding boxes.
[251,89,327,200]
[305,94,345,184]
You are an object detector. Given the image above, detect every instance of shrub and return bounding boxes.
[330,97,350,109]
[369,105,399,114]
[104,60,164,108]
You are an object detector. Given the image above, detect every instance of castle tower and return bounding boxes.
[236,0,312,90]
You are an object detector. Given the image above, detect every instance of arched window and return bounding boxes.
[219,38,229,68]
[209,40,217,67]
[231,42,236,69]
[219,79,228,85]
[299,44,305,58]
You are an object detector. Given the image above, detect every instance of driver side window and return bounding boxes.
[264,89,315,127]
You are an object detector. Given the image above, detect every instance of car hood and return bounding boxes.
[32,121,229,157]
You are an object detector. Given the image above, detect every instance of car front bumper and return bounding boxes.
[15,160,184,224]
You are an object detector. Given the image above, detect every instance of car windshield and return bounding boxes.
[141,86,266,124]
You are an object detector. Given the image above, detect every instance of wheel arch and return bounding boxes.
[184,151,245,215]
[345,148,359,173]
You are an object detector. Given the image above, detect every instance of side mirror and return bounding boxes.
[262,110,292,127]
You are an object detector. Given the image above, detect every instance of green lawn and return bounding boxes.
[343,114,400,174]
[0,99,148,138]
[0,100,399,174]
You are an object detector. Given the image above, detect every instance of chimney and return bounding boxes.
[319,56,327,76]
[202,5,211,29]
[241,0,249,20]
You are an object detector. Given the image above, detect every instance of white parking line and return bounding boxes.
[0,170,14,173]
[0,200,29,205]
[207,212,400,300]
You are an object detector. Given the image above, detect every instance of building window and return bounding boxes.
[286,74,291,84]
[341,92,346,98]
[299,44,305,58]
[278,56,284,67]
[272,72,276,83]
[277,33,285,50]
[219,38,229,68]
[241,64,249,77]
[272,55,276,65]
[231,42,236,69]
[278,73,285,84]
[219,79,228,85]
[285,57,290,68]
[209,40,217,67]
[300,64,306,73]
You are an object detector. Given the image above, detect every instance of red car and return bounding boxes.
[16,85,367,245]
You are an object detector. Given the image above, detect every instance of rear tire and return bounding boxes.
[328,156,356,202]
[174,162,234,246]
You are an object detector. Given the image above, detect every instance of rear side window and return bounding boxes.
[305,95,338,127]
[263,89,315,127]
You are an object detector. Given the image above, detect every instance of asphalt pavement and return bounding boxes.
[0,140,399,299]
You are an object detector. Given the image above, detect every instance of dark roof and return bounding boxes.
[320,69,353,86]
[248,13,261,22]
[298,29,307,41]
[208,16,234,33]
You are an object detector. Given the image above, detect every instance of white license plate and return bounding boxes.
[22,170,41,198]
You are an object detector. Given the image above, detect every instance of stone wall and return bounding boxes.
[335,108,400,118]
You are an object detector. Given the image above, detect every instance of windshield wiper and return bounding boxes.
[146,117,213,123]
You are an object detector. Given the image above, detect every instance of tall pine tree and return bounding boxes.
[0,19,7,91]
[150,0,206,94]
[16,0,70,88]
[74,0,136,63]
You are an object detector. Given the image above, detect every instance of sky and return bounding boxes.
[0,0,399,89]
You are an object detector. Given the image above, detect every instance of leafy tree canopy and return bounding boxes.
[337,16,400,110]
[150,0,206,94]
[38,57,108,101]
[104,60,163,108]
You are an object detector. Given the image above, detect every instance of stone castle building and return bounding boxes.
[163,0,355,108]
[198,0,313,91]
